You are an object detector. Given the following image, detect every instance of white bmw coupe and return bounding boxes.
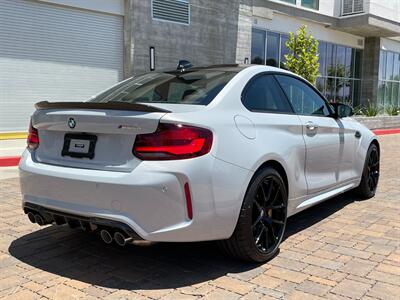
[19,65,379,262]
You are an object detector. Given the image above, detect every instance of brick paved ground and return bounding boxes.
[0,134,399,300]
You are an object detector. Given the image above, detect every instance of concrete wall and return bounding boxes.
[361,37,380,105]
[235,0,253,64]
[126,0,242,75]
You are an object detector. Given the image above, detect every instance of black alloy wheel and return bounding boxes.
[252,176,286,254]
[367,147,380,192]
[355,143,380,199]
[219,167,288,262]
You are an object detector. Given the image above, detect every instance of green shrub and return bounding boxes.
[363,101,381,117]
[385,105,399,116]
[284,25,319,85]
[352,106,364,116]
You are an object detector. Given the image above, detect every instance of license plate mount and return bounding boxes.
[61,133,97,159]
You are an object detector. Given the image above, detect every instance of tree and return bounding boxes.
[284,25,320,85]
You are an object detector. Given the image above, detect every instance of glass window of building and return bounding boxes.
[280,35,289,69]
[251,28,266,65]
[266,32,280,67]
[379,51,386,80]
[318,42,327,77]
[315,42,362,105]
[353,80,361,107]
[280,0,296,4]
[301,0,319,10]
[326,44,336,78]
[378,50,400,108]
[393,53,400,80]
[386,52,394,80]
[345,47,352,77]
[354,49,362,79]
[316,77,325,95]
[335,46,346,77]
[250,28,363,106]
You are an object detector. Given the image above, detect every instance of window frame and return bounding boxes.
[301,0,319,10]
[278,0,296,5]
[240,72,295,115]
[273,73,335,118]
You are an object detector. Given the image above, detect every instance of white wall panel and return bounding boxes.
[254,13,364,49]
[0,0,123,132]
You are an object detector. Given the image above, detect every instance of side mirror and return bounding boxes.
[331,103,354,118]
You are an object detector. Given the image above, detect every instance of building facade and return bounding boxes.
[244,0,400,110]
[0,0,399,132]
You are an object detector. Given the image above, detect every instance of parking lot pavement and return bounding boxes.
[0,139,25,157]
[0,167,19,181]
[0,134,399,300]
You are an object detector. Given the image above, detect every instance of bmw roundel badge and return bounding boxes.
[68,117,76,129]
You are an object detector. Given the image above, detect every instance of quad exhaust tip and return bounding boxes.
[34,214,45,226]
[26,209,145,247]
[100,229,113,244]
[27,211,48,226]
[27,212,36,223]
[114,231,133,247]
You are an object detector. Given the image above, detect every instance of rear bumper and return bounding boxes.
[19,150,252,242]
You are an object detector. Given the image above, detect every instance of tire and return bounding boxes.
[219,167,288,262]
[355,143,380,199]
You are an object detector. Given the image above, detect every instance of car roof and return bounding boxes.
[165,64,247,74]
[165,64,294,75]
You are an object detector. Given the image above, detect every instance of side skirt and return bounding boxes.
[288,179,359,217]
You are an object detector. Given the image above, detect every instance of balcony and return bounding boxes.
[337,0,400,37]
[255,0,400,37]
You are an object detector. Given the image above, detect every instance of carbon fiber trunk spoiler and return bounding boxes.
[35,101,171,113]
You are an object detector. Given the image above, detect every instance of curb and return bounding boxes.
[0,156,21,167]
[372,128,400,135]
[0,132,27,140]
[0,129,399,168]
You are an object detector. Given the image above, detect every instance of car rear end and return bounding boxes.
[19,67,250,243]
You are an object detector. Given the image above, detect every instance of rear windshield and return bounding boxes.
[89,70,237,105]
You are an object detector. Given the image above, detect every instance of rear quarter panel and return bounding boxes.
[161,67,308,213]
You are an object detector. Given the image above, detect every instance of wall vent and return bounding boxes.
[342,0,364,16]
[152,0,190,25]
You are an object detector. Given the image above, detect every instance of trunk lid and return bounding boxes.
[32,102,169,172]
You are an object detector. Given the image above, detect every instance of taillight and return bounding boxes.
[27,120,39,150]
[133,123,213,160]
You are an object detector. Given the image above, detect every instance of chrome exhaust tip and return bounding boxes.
[27,212,36,223]
[34,214,45,226]
[113,231,133,246]
[100,229,113,244]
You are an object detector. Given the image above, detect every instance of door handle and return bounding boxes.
[305,121,318,131]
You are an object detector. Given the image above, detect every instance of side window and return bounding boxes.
[275,75,331,117]
[242,75,293,113]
